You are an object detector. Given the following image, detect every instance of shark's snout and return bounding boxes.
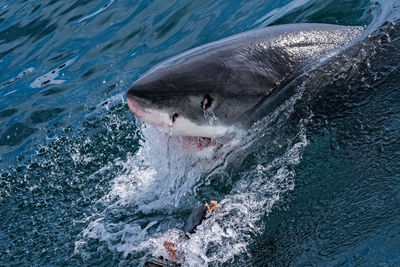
[126,90,174,132]
[126,83,159,120]
[126,93,144,120]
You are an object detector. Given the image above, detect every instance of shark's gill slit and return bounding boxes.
[201,94,213,110]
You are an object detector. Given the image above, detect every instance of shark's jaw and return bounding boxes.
[127,96,235,149]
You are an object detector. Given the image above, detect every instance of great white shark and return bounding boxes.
[126,23,363,142]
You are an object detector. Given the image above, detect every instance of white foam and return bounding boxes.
[30,58,76,88]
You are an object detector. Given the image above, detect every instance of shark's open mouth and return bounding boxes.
[170,134,237,151]
[167,135,216,150]
[182,136,215,149]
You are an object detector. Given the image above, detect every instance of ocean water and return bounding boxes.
[1,0,400,266]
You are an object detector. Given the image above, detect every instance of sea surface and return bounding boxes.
[1,0,400,266]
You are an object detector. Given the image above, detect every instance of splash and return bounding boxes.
[203,109,219,126]
[75,78,310,265]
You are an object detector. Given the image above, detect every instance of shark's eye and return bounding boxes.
[172,112,179,123]
[201,95,213,109]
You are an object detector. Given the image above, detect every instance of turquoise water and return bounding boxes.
[1,0,400,266]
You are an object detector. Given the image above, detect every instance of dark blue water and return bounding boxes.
[1,0,399,266]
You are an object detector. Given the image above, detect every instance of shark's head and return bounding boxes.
[126,49,267,139]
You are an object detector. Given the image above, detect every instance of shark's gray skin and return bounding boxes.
[126,23,363,138]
